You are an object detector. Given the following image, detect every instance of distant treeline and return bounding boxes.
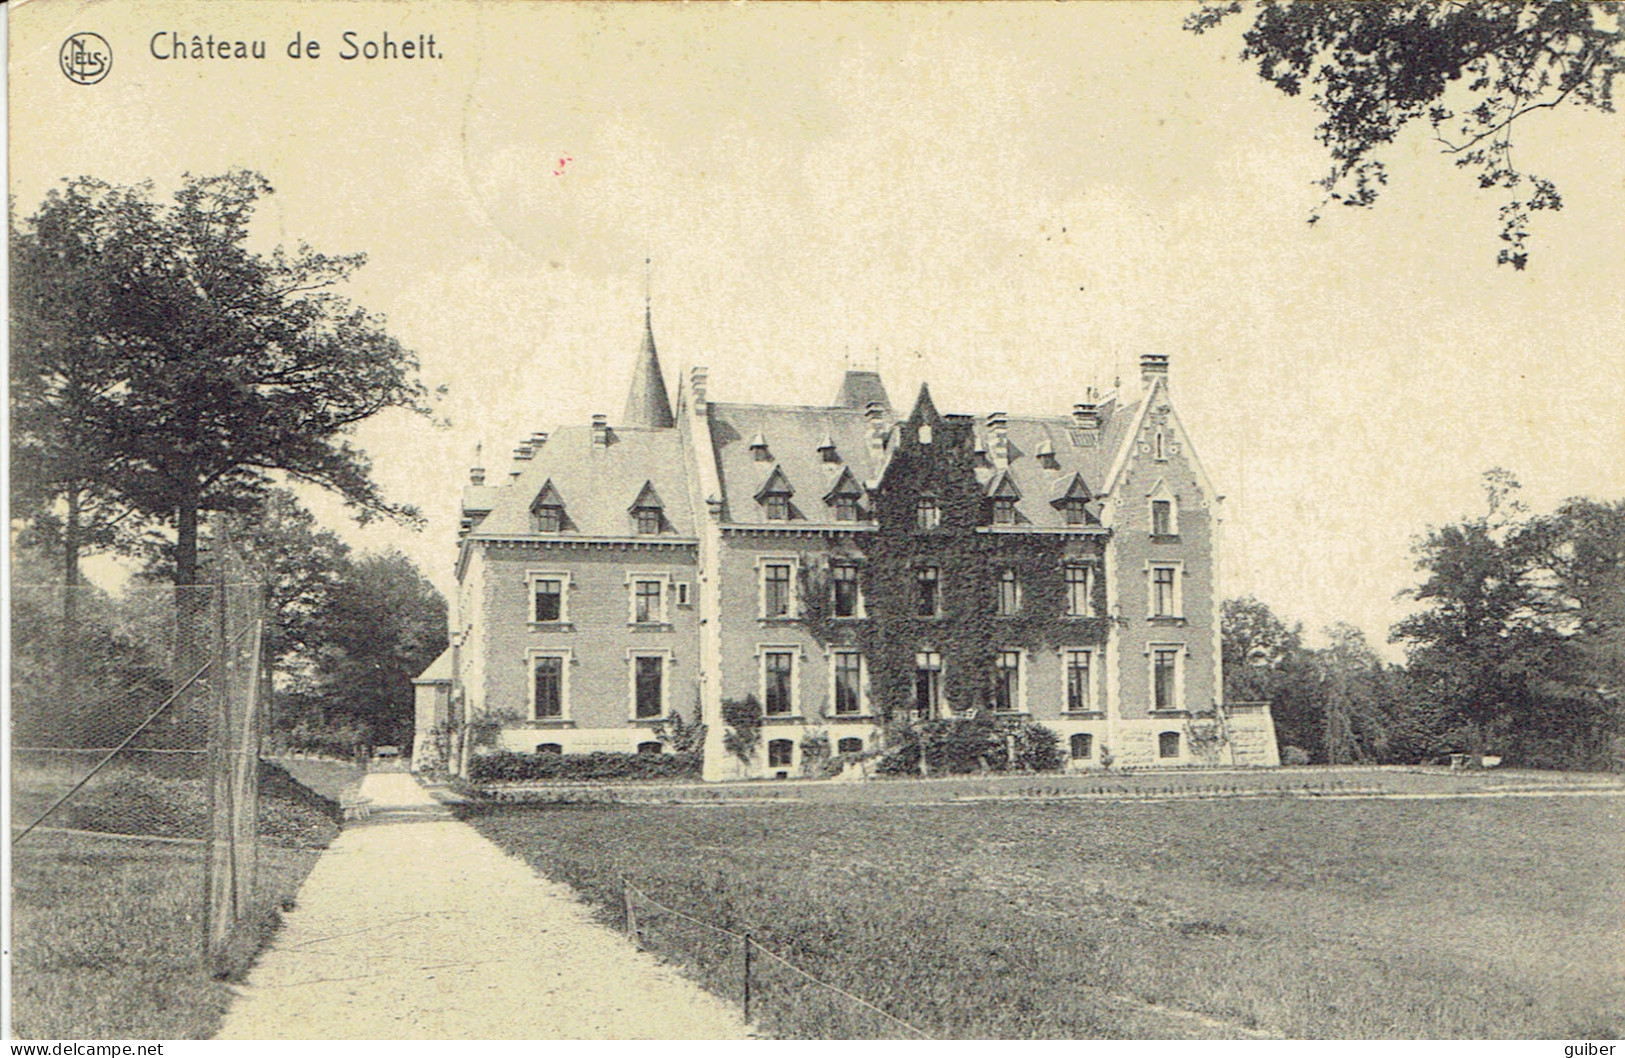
[1227,473,1624,771]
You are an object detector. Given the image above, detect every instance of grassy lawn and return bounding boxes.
[464,794,1625,1039]
[8,757,361,1039]
[9,836,320,1039]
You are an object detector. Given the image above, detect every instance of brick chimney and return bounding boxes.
[1140,353,1169,393]
[987,411,1010,468]
[689,366,708,416]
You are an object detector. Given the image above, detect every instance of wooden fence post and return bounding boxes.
[624,880,639,949]
[743,933,752,1023]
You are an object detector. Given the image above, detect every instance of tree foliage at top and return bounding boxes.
[10,169,437,586]
[1188,1,1625,268]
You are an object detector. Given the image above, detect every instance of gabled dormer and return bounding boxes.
[530,479,571,533]
[629,480,667,535]
[1051,472,1098,526]
[823,465,864,523]
[986,469,1023,525]
[755,464,795,521]
[817,433,839,464]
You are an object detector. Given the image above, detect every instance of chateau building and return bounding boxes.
[415,309,1280,779]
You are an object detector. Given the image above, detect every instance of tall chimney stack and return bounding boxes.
[1140,353,1170,393]
[591,414,609,448]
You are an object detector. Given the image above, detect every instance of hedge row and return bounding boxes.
[470,750,702,783]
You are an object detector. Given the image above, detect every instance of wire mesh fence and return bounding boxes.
[11,572,267,972]
[622,880,930,1039]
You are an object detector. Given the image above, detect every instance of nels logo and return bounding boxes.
[60,32,112,85]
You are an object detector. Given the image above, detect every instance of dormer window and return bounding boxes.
[817,434,839,463]
[824,466,863,524]
[1035,439,1058,469]
[628,481,666,535]
[756,465,795,522]
[1051,473,1097,527]
[530,479,569,533]
[987,471,1021,526]
[749,432,771,462]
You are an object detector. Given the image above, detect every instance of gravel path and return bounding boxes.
[217,773,751,1039]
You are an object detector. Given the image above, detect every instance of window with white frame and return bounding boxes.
[1150,563,1182,619]
[630,652,669,719]
[832,651,864,715]
[914,651,943,718]
[628,573,671,624]
[831,563,861,618]
[1150,644,1183,711]
[992,650,1022,712]
[762,561,795,619]
[529,651,571,720]
[1147,481,1180,537]
[528,571,570,623]
[1151,500,1174,536]
[997,569,1020,616]
[1065,564,1094,617]
[916,497,941,531]
[1065,649,1094,712]
[762,649,797,716]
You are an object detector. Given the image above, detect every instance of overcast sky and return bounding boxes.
[13,1,1625,659]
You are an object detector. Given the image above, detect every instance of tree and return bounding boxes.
[10,171,436,588]
[1221,596,1324,759]
[1314,622,1389,764]
[1187,2,1625,268]
[1392,469,1541,752]
[295,550,447,745]
[1392,470,1624,768]
[146,488,355,678]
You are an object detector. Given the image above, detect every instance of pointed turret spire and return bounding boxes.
[623,286,675,429]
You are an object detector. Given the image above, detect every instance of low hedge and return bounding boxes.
[470,749,702,784]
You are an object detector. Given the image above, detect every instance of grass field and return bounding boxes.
[465,791,1625,1039]
[8,757,365,1039]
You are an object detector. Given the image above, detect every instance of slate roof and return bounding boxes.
[622,308,676,429]
[466,424,695,539]
[708,403,886,526]
[965,409,1139,528]
[707,394,1139,529]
